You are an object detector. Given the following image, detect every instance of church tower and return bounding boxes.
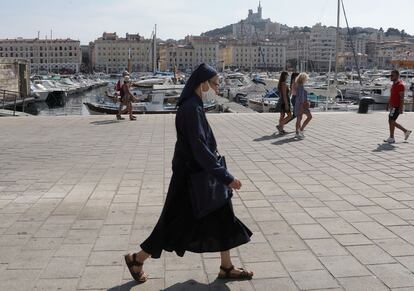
[258,1,262,19]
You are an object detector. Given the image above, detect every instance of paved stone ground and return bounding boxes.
[0,112,414,291]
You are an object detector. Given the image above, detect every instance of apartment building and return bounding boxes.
[309,23,337,72]
[0,38,81,73]
[220,41,286,71]
[285,32,311,71]
[159,36,219,71]
[91,32,153,73]
[367,40,414,68]
[159,44,194,72]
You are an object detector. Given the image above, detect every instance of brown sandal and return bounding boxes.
[217,265,253,280]
[124,253,148,283]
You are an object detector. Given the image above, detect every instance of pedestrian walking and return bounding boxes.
[284,72,300,126]
[117,76,136,121]
[124,63,253,284]
[276,71,292,134]
[295,73,312,139]
[384,69,411,143]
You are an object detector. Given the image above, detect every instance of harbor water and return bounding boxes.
[26,83,113,116]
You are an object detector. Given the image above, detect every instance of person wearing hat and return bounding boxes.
[117,75,136,120]
[124,63,253,283]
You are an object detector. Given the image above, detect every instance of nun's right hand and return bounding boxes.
[228,178,242,190]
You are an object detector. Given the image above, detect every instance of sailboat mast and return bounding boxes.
[334,0,340,81]
[153,24,157,73]
[128,48,131,73]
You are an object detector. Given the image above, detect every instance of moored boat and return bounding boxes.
[84,85,217,115]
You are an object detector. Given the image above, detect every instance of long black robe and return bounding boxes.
[140,95,252,258]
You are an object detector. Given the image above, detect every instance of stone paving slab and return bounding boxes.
[0,112,414,290]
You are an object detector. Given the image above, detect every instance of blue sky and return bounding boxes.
[0,0,413,44]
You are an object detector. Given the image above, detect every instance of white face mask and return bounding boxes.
[200,82,217,101]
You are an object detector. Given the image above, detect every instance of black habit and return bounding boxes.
[140,64,252,258]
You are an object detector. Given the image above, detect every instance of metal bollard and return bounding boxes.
[13,94,17,116]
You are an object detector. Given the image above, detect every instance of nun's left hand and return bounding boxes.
[228,178,242,190]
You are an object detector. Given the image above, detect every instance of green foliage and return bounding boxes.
[303,26,311,33]
[385,27,409,37]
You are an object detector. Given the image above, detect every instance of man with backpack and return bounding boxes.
[116,75,137,121]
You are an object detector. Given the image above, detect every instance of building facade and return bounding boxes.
[285,31,311,71]
[367,40,414,68]
[91,32,154,73]
[309,23,337,72]
[80,45,91,73]
[189,36,219,67]
[159,44,194,72]
[0,38,81,74]
[340,34,368,54]
[159,36,219,72]
[220,41,286,71]
[337,52,368,70]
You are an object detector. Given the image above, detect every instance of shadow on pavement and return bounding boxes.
[163,279,231,291]
[108,280,138,291]
[109,279,232,291]
[272,136,301,145]
[253,133,279,141]
[373,143,396,152]
[90,119,120,125]
[254,132,293,142]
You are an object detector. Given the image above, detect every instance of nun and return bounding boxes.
[124,64,253,283]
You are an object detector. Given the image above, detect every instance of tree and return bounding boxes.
[351,27,358,35]
[303,26,311,33]
[385,27,401,36]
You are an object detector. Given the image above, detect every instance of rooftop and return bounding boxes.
[0,38,79,43]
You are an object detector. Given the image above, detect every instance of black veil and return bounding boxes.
[177,63,217,106]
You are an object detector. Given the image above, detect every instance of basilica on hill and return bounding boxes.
[232,2,282,39]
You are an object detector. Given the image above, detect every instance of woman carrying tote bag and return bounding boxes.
[124,63,253,284]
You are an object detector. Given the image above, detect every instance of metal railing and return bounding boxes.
[0,88,26,116]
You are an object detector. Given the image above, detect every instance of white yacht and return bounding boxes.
[134,75,176,88]
[247,96,279,113]
[222,73,267,103]
[252,73,279,91]
[30,79,66,102]
[30,81,50,101]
